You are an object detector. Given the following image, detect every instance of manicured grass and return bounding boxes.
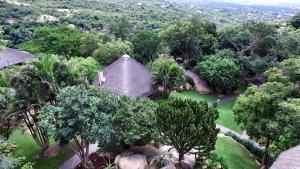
[9,129,74,169]
[217,101,243,133]
[170,90,243,133]
[214,136,259,169]
[170,90,219,102]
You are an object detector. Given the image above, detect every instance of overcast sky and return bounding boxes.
[219,0,300,5]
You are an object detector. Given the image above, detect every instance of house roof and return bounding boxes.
[93,54,152,97]
[270,145,300,169]
[0,48,35,69]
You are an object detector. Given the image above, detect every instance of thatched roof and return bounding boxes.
[93,54,152,97]
[0,48,35,69]
[271,145,300,169]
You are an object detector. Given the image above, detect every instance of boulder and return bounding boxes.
[116,154,148,169]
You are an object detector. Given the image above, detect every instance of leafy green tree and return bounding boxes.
[160,16,217,68]
[92,38,133,65]
[291,12,300,29]
[233,82,295,167]
[0,88,22,139]
[219,21,277,57]
[194,52,242,93]
[149,57,185,98]
[39,86,120,168]
[68,57,101,82]
[20,25,83,59]
[131,30,160,64]
[113,97,158,146]
[233,57,300,166]
[109,16,131,39]
[156,98,219,164]
[79,32,109,57]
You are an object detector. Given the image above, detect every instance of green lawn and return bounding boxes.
[217,101,243,132]
[170,90,243,133]
[9,129,74,169]
[214,136,259,169]
[170,90,219,102]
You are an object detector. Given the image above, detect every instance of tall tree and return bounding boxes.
[131,30,160,64]
[20,25,83,60]
[233,57,300,167]
[156,98,219,165]
[160,16,217,68]
[109,16,131,40]
[92,38,132,65]
[39,86,120,169]
[219,21,277,57]
[291,12,300,29]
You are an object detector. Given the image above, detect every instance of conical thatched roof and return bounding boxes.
[271,145,300,169]
[93,54,152,97]
[0,48,35,69]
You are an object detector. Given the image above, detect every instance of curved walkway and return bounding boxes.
[59,143,99,169]
[185,70,210,94]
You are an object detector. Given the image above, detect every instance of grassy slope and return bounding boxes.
[9,129,74,169]
[170,90,243,132]
[217,101,243,132]
[214,136,259,169]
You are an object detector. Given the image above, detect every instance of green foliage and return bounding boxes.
[79,32,109,57]
[39,85,120,144]
[0,87,21,139]
[92,38,133,65]
[0,28,8,50]
[160,16,217,68]
[39,85,120,168]
[232,57,300,166]
[109,16,131,39]
[131,29,160,64]
[68,57,101,81]
[113,97,158,146]
[291,12,300,29]
[156,98,219,162]
[149,57,185,97]
[20,26,83,59]
[194,51,242,93]
[219,21,277,57]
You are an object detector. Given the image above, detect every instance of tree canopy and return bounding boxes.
[160,17,217,68]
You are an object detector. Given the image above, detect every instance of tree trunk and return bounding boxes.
[262,138,270,168]
[83,140,90,169]
[178,153,184,162]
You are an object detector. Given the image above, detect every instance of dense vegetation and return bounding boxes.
[1,0,300,169]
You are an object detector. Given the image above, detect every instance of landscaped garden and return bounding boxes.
[1,3,300,168]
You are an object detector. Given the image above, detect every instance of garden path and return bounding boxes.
[59,143,98,169]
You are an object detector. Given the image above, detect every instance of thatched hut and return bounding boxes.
[270,145,300,169]
[0,48,35,69]
[93,54,152,97]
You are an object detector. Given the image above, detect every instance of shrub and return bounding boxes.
[113,97,159,146]
[156,98,219,162]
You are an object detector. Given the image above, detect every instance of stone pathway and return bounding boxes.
[59,143,99,169]
[185,70,210,94]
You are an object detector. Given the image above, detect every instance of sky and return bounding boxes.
[216,0,300,5]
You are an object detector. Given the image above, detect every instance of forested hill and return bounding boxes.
[1,0,299,47]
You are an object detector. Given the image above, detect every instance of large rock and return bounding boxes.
[159,146,195,169]
[116,154,148,169]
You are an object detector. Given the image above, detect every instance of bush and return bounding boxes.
[194,55,241,93]
[113,97,159,146]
